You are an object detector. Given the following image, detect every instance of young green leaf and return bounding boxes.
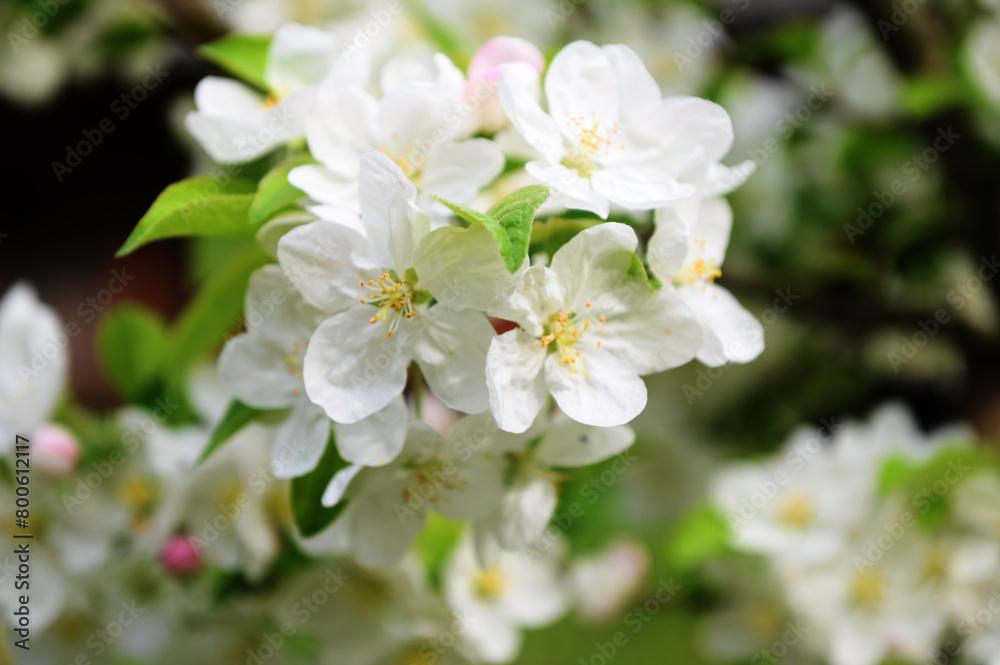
[197,401,267,466]
[117,177,258,257]
[97,305,167,402]
[165,244,270,390]
[291,430,349,537]
[528,216,599,259]
[249,154,313,227]
[198,34,273,91]
[666,504,731,571]
[435,185,549,272]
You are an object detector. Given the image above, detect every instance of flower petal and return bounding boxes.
[526,161,609,217]
[535,420,635,468]
[271,399,330,479]
[486,328,548,434]
[681,283,764,366]
[499,72,564,163]
[545,351,646,427]
[413,307,494,414]
[303,307,412,423]
[413,220,513,311]
[334,395,407,467]
[420,138,505,206]
[649,206,692,282]
[549,222,637,310]
[545,41,620,139]
[321,463,364,507]
[590,167,694,211]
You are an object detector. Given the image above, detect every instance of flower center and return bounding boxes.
[674,257,722,287]
[378,145,425,182]
[284,339,305,396]
[850,571,885,609]
[560,112,623,178]
[399,459,467,512]
[775,493,816,530]
[540,305,606,375]
[360,273,418,338]
[474,567,508,599]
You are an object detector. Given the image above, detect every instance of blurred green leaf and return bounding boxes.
[197,400,267,466]
[666,504,730,571]
[117,177,258,257]
[291,430,348,538]
[414,513,465,589]
[249,154,312,227]
[97,305,167,402]
[528,217,599,259]
[165,244,270,389]
[198,34,273,90]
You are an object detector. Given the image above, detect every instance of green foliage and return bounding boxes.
[291,430,349,537]
[96,305,167,402]
[249,154,313,227]
[197,401,268,466]
[665,505,731,571]
[414,513,465,589]
[528,217,599,259]
[435,186,549,272]
[198,34,273,90]
[117,177,258,257]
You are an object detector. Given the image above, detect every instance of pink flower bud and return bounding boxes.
[465,37,546,133]
[32,424,80,478]
[160,535,201,577]
[468,37,545,80]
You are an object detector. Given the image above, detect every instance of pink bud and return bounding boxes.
[160,535,201,577]
[32,424,80,478]
[468,37,545,80]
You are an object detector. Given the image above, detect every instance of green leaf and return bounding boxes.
[198,34,273,91]
[414,513,464,589]
[117,177,258,257]
[666,505,730,571]
[528,217,599,259]
[625,253,663,291]
[877,453,917,497]
[435,186,549,272]
[97,305,167,401]
[249,154,313,227]
[197,401,267,466]
[165,244,270,389]
[291,430,349,538]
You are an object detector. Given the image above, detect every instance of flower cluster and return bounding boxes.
[181,25,764,570]
[708,405,1000,665]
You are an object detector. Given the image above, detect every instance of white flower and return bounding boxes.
[498,40,697,218]
[278,152,513,425]
[466,411,634,559]
[646,149,762,367]
[218,265,407,474]
[0,283,68,456]
[568,539,650,624]
[486,222,702,433]
[185,23,341,163]
[444,534,568,663]
[289,72,503,217]
[965,17,1000,107]
[464,36,545,134]
[322,421,503,569]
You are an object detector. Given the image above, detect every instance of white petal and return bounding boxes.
[358,151,427,271]
[420,138,505,206]
[377,81,459,160]
[334,395,407,466]
[691,197,733,267]
[217,331,301,409]
[277,220,379,313]
[193,76,263,116]
[288,164,357,207]
[344,485,425,569]
[489,264,563,336]
[535,420,635,467]
[499,72,564,163]
[649,206,692,281]
[545,41,620,140]
[549,222,637,310]
[305,80,379,174]
[266,23,338,90]
[525,161,608,218]
[602,44,662,126]
[681,283,764,366]
[303,308,412,423]
[596,284,703,374]
[590,167,694,210]
[413,307,493,414]
[485,329,548,434]
[490,474,557,549]
[545,351,646,427]
[271,399,330,478]
[321,463,364,507]
[437,460,504,520]
[413,221,513,310]
[658,96,735,164]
